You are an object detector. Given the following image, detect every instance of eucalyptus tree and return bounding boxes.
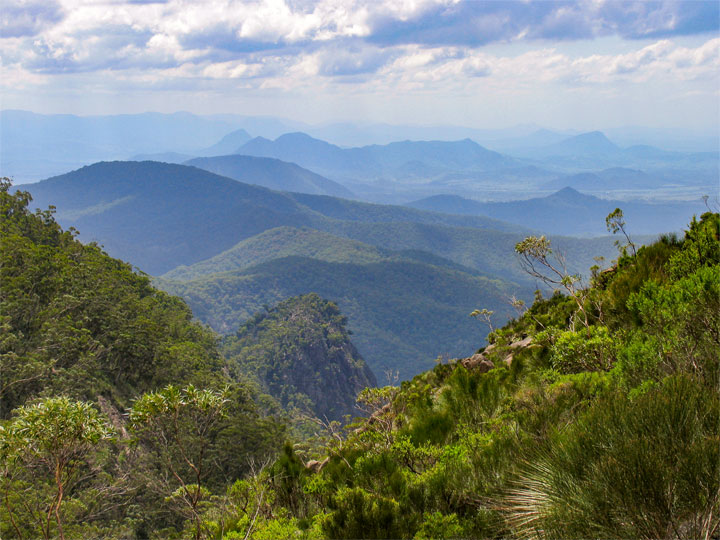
[0,397,113,540]
[129,384,230,540]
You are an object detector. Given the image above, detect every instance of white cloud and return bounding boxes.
[1,0,717,129]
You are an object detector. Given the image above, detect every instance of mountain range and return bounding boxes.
[407,187,705,236]
[507,130,719,173]
[184,155,354,197]
[4,110,715,208]
[22,160,530,275]
[18,159,643,378]
[228,130,717,203]
[235,133,516,182]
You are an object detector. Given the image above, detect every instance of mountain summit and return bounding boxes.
[223,293,377,421]
[545,131,620,156]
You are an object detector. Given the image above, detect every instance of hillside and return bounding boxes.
[407,187,705,236]
[222,294,377,422]
[161,221,621,291]
[162,226,387,281]
[20,160,529,274]
[224,212,719,540]
[20,161,320,274]
[158,255,521,380]
[184,154,354,197]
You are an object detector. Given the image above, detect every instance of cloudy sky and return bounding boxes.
[2,0,718,130]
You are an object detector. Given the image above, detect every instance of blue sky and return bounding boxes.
[1,0,718,130]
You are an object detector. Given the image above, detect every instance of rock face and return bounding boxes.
[456,335,534,372]
[223,293,377,422]
[460,353,495,373]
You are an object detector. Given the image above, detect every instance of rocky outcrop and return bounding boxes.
[305,457,330,473]
[456,335,534,372]
[460,353,495,373]
[224,293,377,422]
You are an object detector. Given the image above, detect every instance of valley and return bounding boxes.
[18,152,684,380]
[2,3,718,537]
[2,112,718,540]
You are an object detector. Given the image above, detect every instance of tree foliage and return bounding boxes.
[2,174,718,539]
[0,397,114,540]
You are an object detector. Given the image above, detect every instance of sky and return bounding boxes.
[1,0,719,131]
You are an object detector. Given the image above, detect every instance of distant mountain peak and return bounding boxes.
[548,186,599,202]
[277,131,312,140]
[275,131,330,144]
[544,130,620,157]
[217,128,251,143]
[554,186,582,196]
[566,131,617,147]
[200,128,252,156]
[248,135,272,144]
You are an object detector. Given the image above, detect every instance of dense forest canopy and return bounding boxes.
[0,180,285,538]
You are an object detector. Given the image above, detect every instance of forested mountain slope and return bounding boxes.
[0,179,289,537]
[21,161,528,274]
[222,294,377,422]
[215,212,719,539]
[159,254,520,379]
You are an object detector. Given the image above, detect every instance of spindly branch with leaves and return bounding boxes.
[514,235,591,331]
[606,207,637,257]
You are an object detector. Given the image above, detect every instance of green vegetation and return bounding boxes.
[0,178,225,414]
[159,255,519,380]
[157,223,637,380]
[0,179,284,538]
[0,397,114,540]
[222,294,376,422]
[187,212,717,539]
[163,227,387,281]
[2,173,718,539]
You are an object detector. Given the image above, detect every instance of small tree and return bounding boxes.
[0,397,113,540]
[128,384,230,540]
[470,308,494,333]
[606,208,636,257]
[515,236,590,331]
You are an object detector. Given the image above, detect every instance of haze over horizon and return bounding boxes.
[2,0,719,132]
